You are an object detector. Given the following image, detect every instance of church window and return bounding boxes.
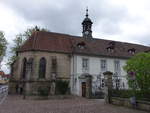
[28,58,34,73]
[22,58,27,79]
[39,57,46,78]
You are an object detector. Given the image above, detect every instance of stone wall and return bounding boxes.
[9,51,71,95]
[15,51,71,80]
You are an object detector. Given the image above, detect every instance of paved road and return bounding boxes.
[0,95,148,113]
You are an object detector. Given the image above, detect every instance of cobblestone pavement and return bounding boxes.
[0,95,148,113]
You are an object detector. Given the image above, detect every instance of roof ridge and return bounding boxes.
[19,31,150,59]
[38,31,150,47]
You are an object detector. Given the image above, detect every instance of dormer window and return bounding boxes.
[77,42,86,49]
[107,41,115,52]
[128,48,136,54]
[145,50,150,53]
[109,41,115,46]
[106,46,114,52]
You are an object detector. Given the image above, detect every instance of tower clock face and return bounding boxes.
[85,31,89,35]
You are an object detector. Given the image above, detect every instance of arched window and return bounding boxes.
[22,58,27,79]
[39,57,46,78]
[28,58,34,73]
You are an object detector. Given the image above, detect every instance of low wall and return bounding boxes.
[111,97,150,112]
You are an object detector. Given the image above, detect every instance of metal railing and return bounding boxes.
[0,85,8,104]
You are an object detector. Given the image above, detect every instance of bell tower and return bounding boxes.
[82,8,93,38]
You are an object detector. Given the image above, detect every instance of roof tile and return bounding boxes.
[19,31,150,58]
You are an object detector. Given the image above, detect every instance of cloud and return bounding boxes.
[1,0,128,36]
[1,0,150,73]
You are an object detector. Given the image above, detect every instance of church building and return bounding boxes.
[9,9,150,97]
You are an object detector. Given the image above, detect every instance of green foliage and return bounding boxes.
[112,89,134,98]
[124,52,150,91]
[56,80,69,95]
[38,86,49,96]
[7,35,24,66]
[0,31,7,57]
[135,90,150,101]
[8,26,49,66]
[112,89,150,101]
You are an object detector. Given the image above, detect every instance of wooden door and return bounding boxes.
[82,82,86,97]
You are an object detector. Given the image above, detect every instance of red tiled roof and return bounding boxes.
[0,71,5,76]
[19,31,150,59]
[19,31,73,53]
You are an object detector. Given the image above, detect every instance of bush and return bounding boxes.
[56,80,69,95]
[112,89,133,98]
[38,86,49,96]
[135,90,150,101]
[112,89,150,101]
[92,91,104,99]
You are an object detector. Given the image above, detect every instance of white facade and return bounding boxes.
[0,75,3,81]
[70,55,129,96]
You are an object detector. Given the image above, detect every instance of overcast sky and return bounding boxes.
[0,0,150,73]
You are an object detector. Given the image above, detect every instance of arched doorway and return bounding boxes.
[79,73,92,98]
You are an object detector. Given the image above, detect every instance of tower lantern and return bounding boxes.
[82,8,93,38]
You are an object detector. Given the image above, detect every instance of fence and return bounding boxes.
[91,74,128,97]
[111,75,150,101]
[0,85,8,104]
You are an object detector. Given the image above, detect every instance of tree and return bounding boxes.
[8,34,24,66]
[8,26,49,65]
[0,31,7,69]
[124,52,150,92]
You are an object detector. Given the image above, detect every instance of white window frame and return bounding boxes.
[82,58,89,72]
[114,60,121,76]
[100,59,107,72]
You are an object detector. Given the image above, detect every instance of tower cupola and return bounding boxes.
[82,8,93,38]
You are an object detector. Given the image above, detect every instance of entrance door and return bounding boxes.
[82,82,86,97]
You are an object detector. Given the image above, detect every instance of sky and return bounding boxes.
[0,0,150,73]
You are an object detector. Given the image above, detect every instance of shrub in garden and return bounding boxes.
[56,80,69,95]
[38,86,49,96]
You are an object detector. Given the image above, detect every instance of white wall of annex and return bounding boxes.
[75,55,127,75]
[70,55,129,95]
